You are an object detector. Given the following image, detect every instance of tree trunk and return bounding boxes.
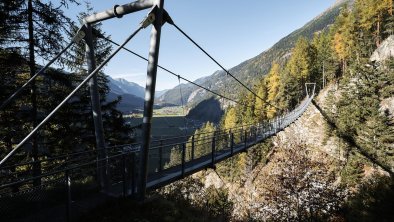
[342,59,346,76]
[377,14,381,47]
[28,0,41,186]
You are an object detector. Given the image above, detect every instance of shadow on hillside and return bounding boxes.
[186,97,224,124]
[79,192,231,222]
[342,174,394,221]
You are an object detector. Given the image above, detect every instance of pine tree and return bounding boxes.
[241,93,256,124]
[0,0,24,47]
[284,36,317,107]
[277,70,301,110]
[0,0,78,184]
[312,32,339,88]
[192,122,216,158]
[336,64,394,171]
[0,50,30,161]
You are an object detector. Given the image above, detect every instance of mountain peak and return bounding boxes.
[332,0,353,7]
[115,78,137,85]
[109,77,145,98]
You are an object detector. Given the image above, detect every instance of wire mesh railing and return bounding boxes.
[0,93,313,220]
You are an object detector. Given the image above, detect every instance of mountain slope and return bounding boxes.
[158,0,349,108]
[107,76,145,98]
[106,76,145,113]
[106,92,144,113]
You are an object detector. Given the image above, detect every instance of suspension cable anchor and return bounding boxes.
[140,7,156,28]
[72,26,86,43]
[163,10,174,25]
[140,7,173,29]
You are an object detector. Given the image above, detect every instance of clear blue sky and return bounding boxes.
[64,0,336,91]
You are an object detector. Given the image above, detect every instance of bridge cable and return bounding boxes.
[167,21,279,110]
[0,26,144,167]
[97,35,263,112]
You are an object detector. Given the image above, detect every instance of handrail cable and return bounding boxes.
[0,95,314,188]
[0,122,259,169]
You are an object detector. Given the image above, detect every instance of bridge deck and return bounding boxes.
[146,130,276,190]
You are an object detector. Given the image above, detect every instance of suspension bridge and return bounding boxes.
[0,0,315,221]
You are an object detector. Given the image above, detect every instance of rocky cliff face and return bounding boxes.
[370,35,394,63]
[374,35,394,121]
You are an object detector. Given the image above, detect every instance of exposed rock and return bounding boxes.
[370,35,394,63]
[381,97,394,122]
[203,169,224,189]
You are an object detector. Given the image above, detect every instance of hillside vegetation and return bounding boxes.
[75,0,394,221]
[161,0,394,221]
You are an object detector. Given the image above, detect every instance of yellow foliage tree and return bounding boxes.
[331,6,355,73]
[254,79,268,122]
[266,63,281,119]
[286,37,313,82]
[356,0,392,46]
[223,107,238,130]
[193,122,216,158]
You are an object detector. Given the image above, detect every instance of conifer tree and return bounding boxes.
[254,79,268,122]
[336,64,394,171]
[280,37,316,109]
[242,93,256,124]
[355,0,392,47]
[384,0,394,36]
[0,50,29,160]
[0,0,78,184]
[312,32,339,88]
[266,63,281,118]
[224,107,238,130]
[286,37,312,82]
[190,122,216,158]
[332,5,356,74]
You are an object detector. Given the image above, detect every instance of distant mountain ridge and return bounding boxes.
[107,76,173,113]
[158,0,350,108]
[106,76,144,113]
[108,76,145,98]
